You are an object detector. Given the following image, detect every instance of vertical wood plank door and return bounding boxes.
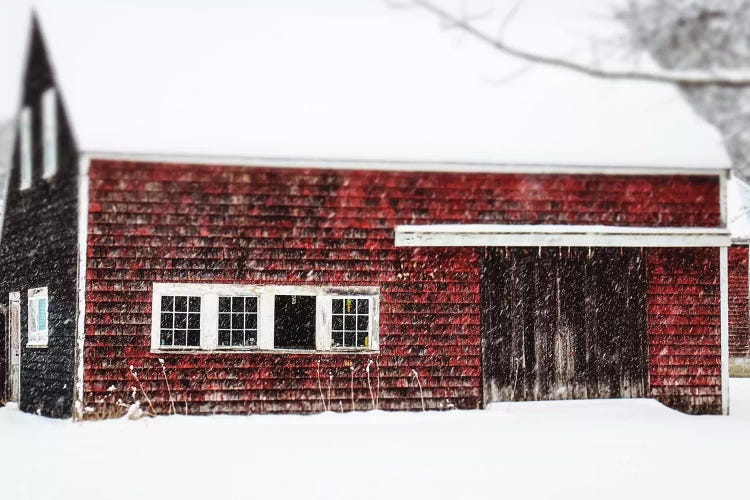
[8,292,21,403]
[480,247,648,405]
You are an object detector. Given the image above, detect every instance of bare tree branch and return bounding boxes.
[410,0,750,87]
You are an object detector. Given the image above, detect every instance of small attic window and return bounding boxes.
[42,88,58,178]
[19,107,32,190]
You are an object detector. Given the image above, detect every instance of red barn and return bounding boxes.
[0,2,734,418]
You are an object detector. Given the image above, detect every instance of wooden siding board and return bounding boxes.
[84,162,721,415]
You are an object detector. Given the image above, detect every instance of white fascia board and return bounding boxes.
[73,155,90,421]
[395,225,731,248]
[82,150,728,177]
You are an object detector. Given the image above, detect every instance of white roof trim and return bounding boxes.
[395,224,731,248]
[82,151,728,177]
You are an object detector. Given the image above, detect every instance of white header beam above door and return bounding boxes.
[394,225,731,248]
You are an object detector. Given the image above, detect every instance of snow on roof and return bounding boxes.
[32,0,730,169]
[728,174,750,241]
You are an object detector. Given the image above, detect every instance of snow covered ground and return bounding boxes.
[730,377,750,419]
[2,383,750,500]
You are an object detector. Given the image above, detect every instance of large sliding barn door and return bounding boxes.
[481,247,648,404]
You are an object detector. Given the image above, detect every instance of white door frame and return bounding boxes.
[8,292,21,403]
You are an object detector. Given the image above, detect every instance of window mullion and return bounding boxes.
[202,293,219,350]
[370,295,379,350]
[316,295,331,351]
[257,292,274,350]
[151,291,161,351]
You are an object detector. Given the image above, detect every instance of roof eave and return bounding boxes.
[80,150,731,176]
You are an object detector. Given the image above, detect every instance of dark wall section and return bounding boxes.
[0,18,79,417]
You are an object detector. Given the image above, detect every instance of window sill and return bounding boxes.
[26,343,49,349]
[151,348,379,355]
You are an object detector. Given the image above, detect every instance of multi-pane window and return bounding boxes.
[19,107,32,190]
[28,287,48,346]
[331,297,371,348]
[151,284,379,352]
[218,296,258,347]
[42,88,57,178]
[159,295,201,347]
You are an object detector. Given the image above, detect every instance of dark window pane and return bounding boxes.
[232,297,244,312]
[219,330,231,346]
[161,296,174,311]
[174,330,187,345]
[357,316,369,331]
[332,315,343,331]
[187,330,200,346]
[231,331,243,346]
[357,299,369,314]
[332,299,343,314]
[160,330,173,346]
[246,314,257,329]
[232,313,244,329]
[174,313,187,329]
[219,297,231,312]
[189,296,201,312]
[274,295,316,349]
[345,299,355,314]
[332,330,343,347]
[345,316,356,331]
[218,313,230,329]
[188,313,200,329]
[245,297,258,312]
[357,332,367,347]
[160,312,172,329]
[344,331,355,347]
[174,296,188,312]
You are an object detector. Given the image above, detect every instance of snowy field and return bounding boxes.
[2,381,750,500]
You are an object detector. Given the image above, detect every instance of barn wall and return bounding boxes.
[0,20,79,417]
[647,248,722,414]
[83,161,721,415]
[728,245,750,371]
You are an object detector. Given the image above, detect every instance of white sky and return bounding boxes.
[0,0,730,168]
[0,0,32,121]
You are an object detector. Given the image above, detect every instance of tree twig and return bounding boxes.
[409,0,750,87]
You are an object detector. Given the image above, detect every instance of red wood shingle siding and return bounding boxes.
[647,248,722,414]
[729,245,750,360]
[84,161,722,414]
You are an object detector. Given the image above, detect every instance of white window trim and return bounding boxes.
[42,88,58,179]
[151,283,380,354]
[19,107,32,190]
[27,287,49,348]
